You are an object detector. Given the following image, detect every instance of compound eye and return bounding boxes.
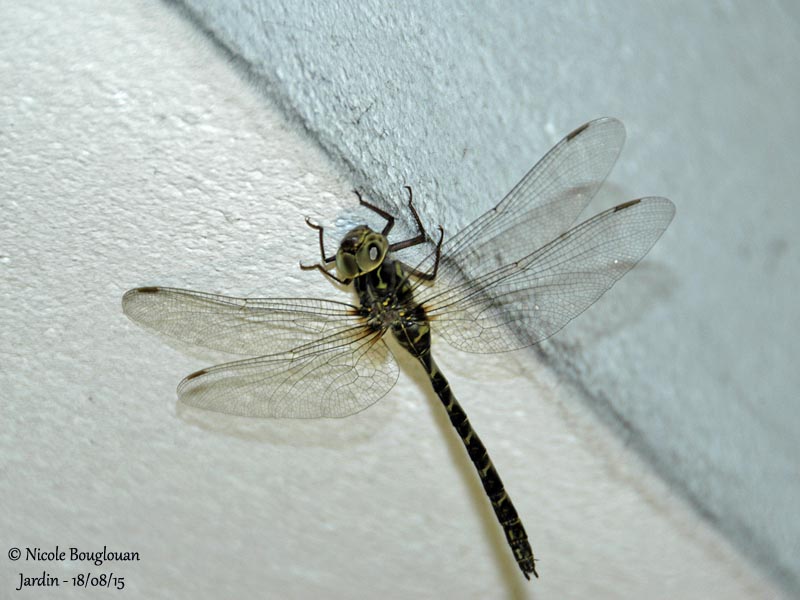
[356,239,385,273]
[335,251,358,278]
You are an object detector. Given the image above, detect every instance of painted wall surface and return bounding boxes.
[178,0,800,593]
[0,1,795,598]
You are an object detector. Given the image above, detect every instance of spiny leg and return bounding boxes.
[388,186,445,280]
[389,186,432,252]
[301,262,350,285]
[359,186,436,253]
[355,189,396,235]
[299,217,349,285]
[401,224,444,281]
[305,217,335,265]
[359,185,444,281]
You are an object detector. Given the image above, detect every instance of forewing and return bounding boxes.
[438,117,626,281]
[177,329,398,418]
[421,198,675,353]
[122,287,362,356]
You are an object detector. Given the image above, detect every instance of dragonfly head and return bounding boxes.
[335,225,389,278]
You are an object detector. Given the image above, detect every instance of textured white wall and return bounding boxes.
[0,1,794,598]
[175,0,800,595]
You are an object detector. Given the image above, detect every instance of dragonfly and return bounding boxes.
[122,117,674,580]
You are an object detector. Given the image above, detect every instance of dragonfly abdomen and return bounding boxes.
[357,255,538,577]
[422,353,538,580]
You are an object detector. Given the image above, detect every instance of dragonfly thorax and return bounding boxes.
[335,225,389,279]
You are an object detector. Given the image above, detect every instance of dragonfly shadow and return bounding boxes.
[174,392,398,450]
[555,259,677,351]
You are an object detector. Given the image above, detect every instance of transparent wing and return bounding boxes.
[419,197,675,353]
[122,287,363,356]
[438,117,626,280]
[177,329,398,418]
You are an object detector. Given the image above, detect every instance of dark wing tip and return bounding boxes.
[184,368,207,382]
[613,197,676,220]
[565,121,591,141]
[122,287,161,303]
[564,116,623,141]
[613,199,642,211]
[122,286,162,314]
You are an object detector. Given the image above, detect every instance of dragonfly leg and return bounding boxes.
[355,189,396,235]
[299,217,350,284]
[299,262,351,285]
[359,185,437,254]
[405,185,427,238]
[388,186,432,252]
[402,225,444,281]
[303,216,336,265]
